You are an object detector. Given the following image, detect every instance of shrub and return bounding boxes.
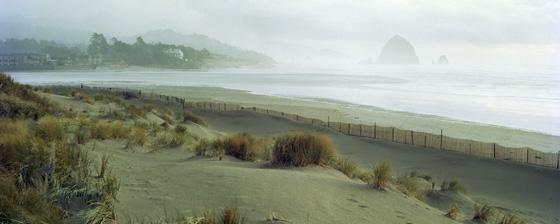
[36,116,65,143]
[446,203,460,220]
[271,132,338,167]
[183,111,207,127]
[333,157,358,178]
[370,161,392,190]
[473,203,495,222]
[441,179,466,193]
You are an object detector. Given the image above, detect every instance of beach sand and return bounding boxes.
[42,88,560,223]
[142,86,560,154]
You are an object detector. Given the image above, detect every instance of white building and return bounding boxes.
[165,48,184,60]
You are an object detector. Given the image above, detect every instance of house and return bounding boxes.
[165,48,184,60]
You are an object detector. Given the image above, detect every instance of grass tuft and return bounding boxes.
[446,203,460,220]
[211,133,262,161]
[333,157,359,178]
[126,104,147,118]
[370,161,392,190]
[183,111,207,127]
[194,138,211,156]
[271,132,338,167]
[395,173,424,200]
[498,213,528,224]
[36,116,65,143]
[473,203,495,222]
[441,179,466,193]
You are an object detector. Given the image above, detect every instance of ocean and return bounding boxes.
[8,63,560,136]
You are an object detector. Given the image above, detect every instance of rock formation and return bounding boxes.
[438,55,449,65]
[376,35,420,65]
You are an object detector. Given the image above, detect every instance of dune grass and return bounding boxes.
[142,104,156,112]
[153,130,191,148]
[91,122,129,140]
[210,133,263,161]
[126,104,148,119]
[446,203,460,220]
[0,73,117,223]
[194,138,211,156]
[333,157,359,178]
[271,131,338,167]
[473,203,495,222]
[370,161,392,190]
[498,213,528,224]
[72,91,95,105]
[183,111,207,127]
[395,173,424,200]
[36,116,66,143]
[154,109,175,125]
[440,179,466,193]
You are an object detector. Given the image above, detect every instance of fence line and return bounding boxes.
[49,85,560,170]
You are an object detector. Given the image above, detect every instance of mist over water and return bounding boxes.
[10,64,560,136]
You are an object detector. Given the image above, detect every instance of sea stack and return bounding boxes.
[376,35,420,65]
[438,55,449,65]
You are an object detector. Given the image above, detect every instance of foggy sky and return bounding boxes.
[2,0,559,65]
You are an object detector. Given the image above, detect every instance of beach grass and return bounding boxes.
[211,133,261,161]
[333,157,359,178]
[183,111,207,127]
[271,131,338,167]
[473,203,495,222]
[395,173,424,200]
[446,203,460,220]
[440,179,466,193]
[370,161,392,190]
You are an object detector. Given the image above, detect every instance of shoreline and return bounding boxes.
[118,85,559,154]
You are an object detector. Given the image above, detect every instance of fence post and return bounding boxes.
[374,122,376,139]
[557,151,559,169]
[328,116,330,128]
[440,129,443,150]
[424,136,427,147]
[392,128,394,142]
[493,143,496,159]
[348,124,350,135]
[360,125,362,137]
[411,131,414,145]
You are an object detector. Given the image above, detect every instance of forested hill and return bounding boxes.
[120,29,274,65]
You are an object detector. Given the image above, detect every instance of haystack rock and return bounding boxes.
[438,55,449,65]
[376,35,420,65]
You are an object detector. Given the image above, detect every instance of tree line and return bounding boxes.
[88,33,212,68]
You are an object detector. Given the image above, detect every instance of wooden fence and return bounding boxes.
[183,100,560,170]
[49,85,560,170]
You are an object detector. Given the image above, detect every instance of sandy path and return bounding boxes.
[191,108,560,223]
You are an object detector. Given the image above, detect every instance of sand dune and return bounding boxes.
[41,89,560,223]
